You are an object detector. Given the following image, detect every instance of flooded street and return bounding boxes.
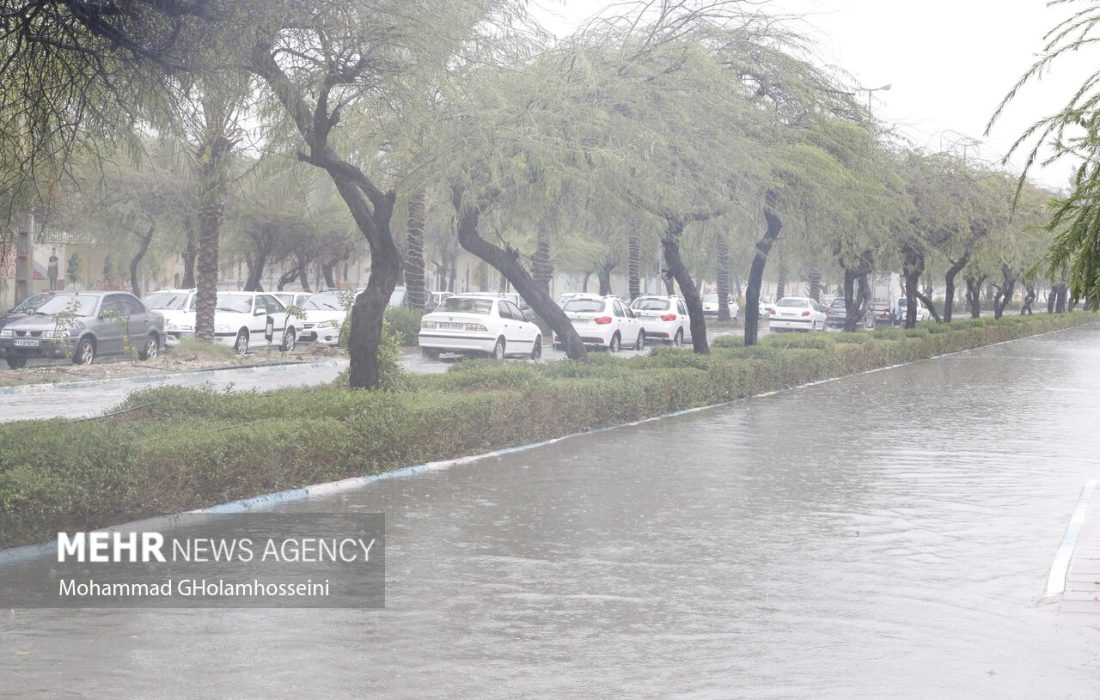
[3,324,1100,698]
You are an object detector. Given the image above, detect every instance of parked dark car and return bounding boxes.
[0,291,164,369]
[824,297,875,330]
[0,292,54,333]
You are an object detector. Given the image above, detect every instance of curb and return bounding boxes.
[1044,480,1097,598]
[0,359,348,395]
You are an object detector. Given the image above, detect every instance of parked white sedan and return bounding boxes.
[629,295,692,346]
[419,295,542,360]
[212,292,298,353]
[768,296,828,332]
[554,294,645,352]
[300,290,359,345]
[701,293,740,320]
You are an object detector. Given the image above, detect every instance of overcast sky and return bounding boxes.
[538,0,1095,191]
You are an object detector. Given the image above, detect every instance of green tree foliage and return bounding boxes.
[990,0,1100,308]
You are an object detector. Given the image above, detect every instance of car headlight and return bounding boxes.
[42,329,70,339]
[322,320,339,328]
[0,328,12,337]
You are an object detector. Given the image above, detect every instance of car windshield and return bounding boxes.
[215,295,253,313]
[562,298,606,313]
[144,291,191,310]
[303,294,347,311]
[10,293,51,314]
[33,294,99,317]
[777,298,809,308]
[702,294,719,303]
[633,298,670,311]
[830,299,846,309]
[438,298,492,315]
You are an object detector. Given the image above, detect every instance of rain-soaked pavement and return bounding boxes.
[3,324,1100,698]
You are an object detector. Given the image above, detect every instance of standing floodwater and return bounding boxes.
[3,325,1100,698]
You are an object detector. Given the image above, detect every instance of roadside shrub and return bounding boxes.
[335,316,404,390]
[762,332,833,350]
[384,306,423,346]
[711,334,744,348]
[832,332,873,344]
[637,346,712,370]
[171,335,238,360]
[0,312,1089,549]
[438,359,548,391]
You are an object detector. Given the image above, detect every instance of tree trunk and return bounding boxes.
[129,224,155,298]
[192,130,233,342]
[901,245,924,329]
[628,235,641,301]
[964,274,986,319]
[243,251,267,291]
[745,192,782,346]
[181,217,197,289]
[532,227,553,298]
[775,252,787,300]
[298,263,311,292]
[662,222,708,354]
[807,265,821,302]
[596,262,613,296]
[1021,280,1035,315]
[277,264,301,291]
[716,233,731,322]
[404,189,427,308]
[322,259,337,289]
[1055,283,1068,313]
[993,262,1017,319]
[841,255,873,332]
[452,185,588,361]
[942,253,969,323]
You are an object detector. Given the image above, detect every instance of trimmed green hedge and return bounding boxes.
[0,313,1092,548]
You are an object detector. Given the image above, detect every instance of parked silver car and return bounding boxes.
[0,291,164,368]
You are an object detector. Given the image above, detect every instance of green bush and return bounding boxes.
[0,312,1090,548]
[711,334,744,348]
[336,313,404,390]
[384,306,424,346]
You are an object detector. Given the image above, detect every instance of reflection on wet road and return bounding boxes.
[3,325,1100,698]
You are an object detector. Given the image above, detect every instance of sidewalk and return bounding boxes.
[1061,489,1100,614]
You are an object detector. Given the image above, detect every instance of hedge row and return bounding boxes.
[0,313,1092,548]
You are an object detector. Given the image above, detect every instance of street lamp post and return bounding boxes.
[857,83,892,116]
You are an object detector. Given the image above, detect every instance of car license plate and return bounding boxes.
[439,322,464,330]
[14,338,39,347]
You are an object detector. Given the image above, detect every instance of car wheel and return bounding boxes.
[672,329,683,347]
[530,336,542,361]
[234,330,249,355]
[281,328,297,352]
[5,355,27,369]
[73,336,95,365]
[491,337,506,360]
[422,347,441,360]
[139,334,159,360]
[608,333,621,353]
[635,330,645,351]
